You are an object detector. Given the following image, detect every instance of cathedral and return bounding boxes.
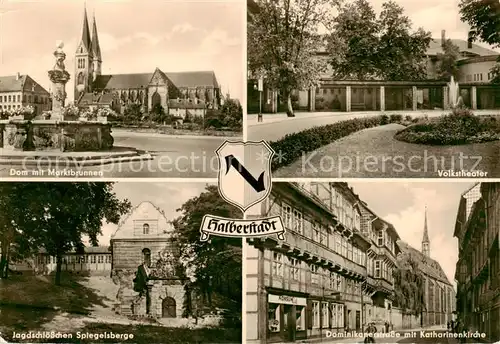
[74,6,221,115]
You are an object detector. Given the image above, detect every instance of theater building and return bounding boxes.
[247,0,500,113]
[454,183,500,342]
[246,182,373,343]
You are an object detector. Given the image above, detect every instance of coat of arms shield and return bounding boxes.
[216,140,274,213]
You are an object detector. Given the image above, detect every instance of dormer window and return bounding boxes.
[143,223,150,234]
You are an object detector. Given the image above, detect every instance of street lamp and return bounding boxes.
[256,78,263,122]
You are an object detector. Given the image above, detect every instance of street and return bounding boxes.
[0,130,236,178]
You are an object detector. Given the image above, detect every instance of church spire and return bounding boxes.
[80,3,92,53]
[91,11,102,61]
[422,206,430,256]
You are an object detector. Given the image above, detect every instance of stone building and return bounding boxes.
[247,0,500,113]
[74,6,221,116]
[246,182,373,343]
[454,183,500,342]
[396,208,455,327]
[0,73,51,116]
[110,201,185,319]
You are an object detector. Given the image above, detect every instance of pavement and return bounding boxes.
[0,129,233,178]
[248,110,500,142]
[273,123,500,178]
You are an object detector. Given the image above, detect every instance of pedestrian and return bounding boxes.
[364,322,377,343]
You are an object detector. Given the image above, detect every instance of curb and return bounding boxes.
[0,153,154,167]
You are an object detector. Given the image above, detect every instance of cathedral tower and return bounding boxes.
[422,206,430,257]
[91,11,102,82]
[74,4,94,101]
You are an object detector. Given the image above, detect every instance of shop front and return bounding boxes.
[267,293,308,342]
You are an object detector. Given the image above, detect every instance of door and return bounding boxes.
[162,297,176,318]
[356,311,361,331]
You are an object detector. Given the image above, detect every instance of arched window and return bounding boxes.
[143,223,150,234]
[77,73,84,85]
[142,248,151,267]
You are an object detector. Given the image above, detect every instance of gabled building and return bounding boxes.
[74,5,221,116]
[454,183,500,342]
[0,73,51,116]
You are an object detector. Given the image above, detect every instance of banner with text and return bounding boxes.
[199,215,285,241]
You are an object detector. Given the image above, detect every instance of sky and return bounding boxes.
[0,0,245,101]
[349,181,476,289]
[91,182,215,245]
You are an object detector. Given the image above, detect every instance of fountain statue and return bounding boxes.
[48,41,71,120]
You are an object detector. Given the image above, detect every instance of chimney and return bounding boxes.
[468,31,473,49]
[16,72,20,80]
[441,30,446,47]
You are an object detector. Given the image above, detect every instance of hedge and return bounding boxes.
[269,115,400,170]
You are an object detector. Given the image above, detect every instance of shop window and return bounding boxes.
[268,304,280,333]
[296,306,306,330]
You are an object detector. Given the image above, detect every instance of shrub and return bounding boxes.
[395,110,500,145]
[270,115,391,170]
[390,114,403,123]
[405,115,412,121]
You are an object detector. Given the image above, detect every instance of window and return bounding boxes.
[336,233,342,253]
[91,255,96,263]
[293,210,303,234]
[142,248,151,267]
[311,264,319,285]
[336,274,343,291]
[375,260,381,278]
[337,304,344,328]
[331,304,337,328]
[330,272,336,290]
[313,301,320,328]
[342,237,347,257]
[322,302,329,328]
[282,205,291,228]
[348,242,353,261]
[272,252,284,277]
[290,258,300,281]
[8,95,11,102]
[143,223,150,234]
[378,230,384,246]
[16,95,20,102]
[312,222,320,242]
[98,255,103,263]
[354,247,358,264]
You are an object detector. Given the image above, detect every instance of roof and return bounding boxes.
[0,75,50,94]
[168,99,207,109]
[396,240,451,285]
[422,207,430,243]
[79,92,115,105]
[91,14,102,60]
[426,39,498,57]
[93,70,219,91]
[38,246,110,254]
[80,6,92,53]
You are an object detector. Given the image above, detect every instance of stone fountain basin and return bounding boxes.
[0,119,113,152]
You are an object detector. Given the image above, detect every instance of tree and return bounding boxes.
[171,185,241,316]
[328,0,431,80]
[0,183,131,285]
[459,0,500,82]
[459,0,500,48]
[393,251,426,317]
[248,0,335,116]
[123,103,142,123]
[219,98,243,130]
[436,39,461,81]
[151,103,167,124]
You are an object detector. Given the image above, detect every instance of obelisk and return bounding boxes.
[48,41,71,120]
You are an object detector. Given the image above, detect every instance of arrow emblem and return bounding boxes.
[225,155,265,192]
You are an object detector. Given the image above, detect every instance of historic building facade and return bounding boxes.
[0,73,51,116]
[454,183,500,342]
[246,182,374,343]
[74,6,221,116]
[33,246,111,275]
[110,201,185,319]
[395,208,455,328]
[247,0,500,113]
